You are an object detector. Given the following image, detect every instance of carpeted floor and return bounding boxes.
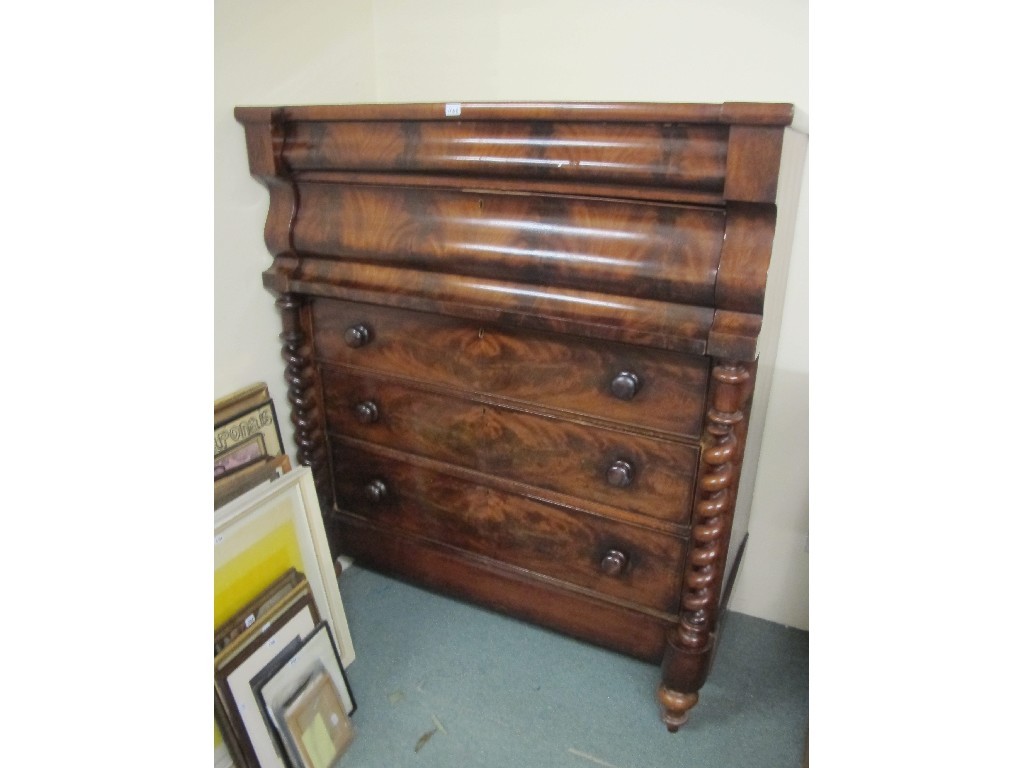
[333,564,808,768]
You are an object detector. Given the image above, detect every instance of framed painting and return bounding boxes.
[215,584,320,768]
[280,670,355,768]
[214,466,355,668]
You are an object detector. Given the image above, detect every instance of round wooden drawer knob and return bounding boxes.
[355,401,379,424]
[364,479,388,503]
[605,459,634,488]
[344,324,371,348]
[601,549,629,576]
[610,371,641,400]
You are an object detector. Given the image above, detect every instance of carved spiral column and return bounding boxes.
[659,359,752,731]
[276,292,333,509]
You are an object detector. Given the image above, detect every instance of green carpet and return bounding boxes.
[334,565,808,768]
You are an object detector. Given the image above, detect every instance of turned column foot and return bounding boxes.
[657,684,699,732]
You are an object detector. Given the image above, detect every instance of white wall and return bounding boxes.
[214,0,376,421]
[215,0,809,629]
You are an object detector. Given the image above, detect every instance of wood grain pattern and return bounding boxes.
[659,359,755,731]
[284,120,729,194]
[274,257,717,356]
[331,440,686,611]
[291,183,725,306]
[328,511,673,662]
[321,368,699,523]
[311,297,709,439]
[235,101,804,731]
[237,101,795,126]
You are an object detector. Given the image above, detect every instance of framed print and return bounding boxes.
[215,434,268,479]
[215,398,283,461]
[215,568,304,656]
[215,693,247,768]
[216,382,271,426]
[255,621,356,721]
[214,465,355,668]
[280,670,355,768]
[214,454,291,510]
[215,584,319,768]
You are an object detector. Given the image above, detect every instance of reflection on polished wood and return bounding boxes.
[236,101,806,731]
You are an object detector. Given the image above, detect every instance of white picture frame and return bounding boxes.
[214,466,355,669]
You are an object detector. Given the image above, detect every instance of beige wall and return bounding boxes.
[215,0,809,629]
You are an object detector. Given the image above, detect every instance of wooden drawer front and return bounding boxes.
[292,184,723,307]
[284,120,729,195]
[322,369,698,524]
[331,443,686,612]
[312,298,707,440]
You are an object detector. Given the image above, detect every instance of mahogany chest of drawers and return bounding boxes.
[235,102,807,730]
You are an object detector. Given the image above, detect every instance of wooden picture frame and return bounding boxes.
[214,568,304,656]
[280,670,355,768]
[215,433,268,479]
[215,583,320,768]
[252,620,357,766]
[254,621,356,721]
[215,382,271,426]
[214,465,355,668]
[214,454,291,510]
[214,398,283,462]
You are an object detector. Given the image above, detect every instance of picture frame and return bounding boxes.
[215,398,283,462]
[215,382,272,426]
[254,621,356,722]
[215,692,248,768]
[280,670,355,768]
[215,433,269,479]
[215,567,304,656]
[252,620,357,766]
[214,465,355,668]
[215,583,320,768]
[214,454,291,510]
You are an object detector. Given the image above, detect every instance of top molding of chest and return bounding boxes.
[235,103,804,359]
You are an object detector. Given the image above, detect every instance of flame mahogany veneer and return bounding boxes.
[236,102,807,730]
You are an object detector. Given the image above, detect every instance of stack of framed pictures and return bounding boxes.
[215,383,290,509]
[215,467,357,767]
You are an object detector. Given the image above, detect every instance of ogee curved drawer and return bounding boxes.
[322,368,699,524]
[292,184,724,306]
[331,441,687,613]
[312,297,708,440]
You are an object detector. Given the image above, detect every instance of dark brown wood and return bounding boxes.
[236,101,795,125]
[320,367,699,523]
[289,183,725,306]
[311,297,709,439]
[235,101,804,731]
[659,359,755,730]
[331,441,686,611]
[274,293,333,508]
[329,510,673,662]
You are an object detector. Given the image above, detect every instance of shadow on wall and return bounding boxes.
[730,365,808,630]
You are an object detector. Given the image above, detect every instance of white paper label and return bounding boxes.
[244,614,256,629]
[445,103,461,117]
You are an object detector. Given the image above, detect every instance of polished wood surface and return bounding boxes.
[331,441,686,611]
[284,120,730,194]
[321,367,699,523]
[311,298,709,438]
[291,184,725,305]
[237,101,805,731]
